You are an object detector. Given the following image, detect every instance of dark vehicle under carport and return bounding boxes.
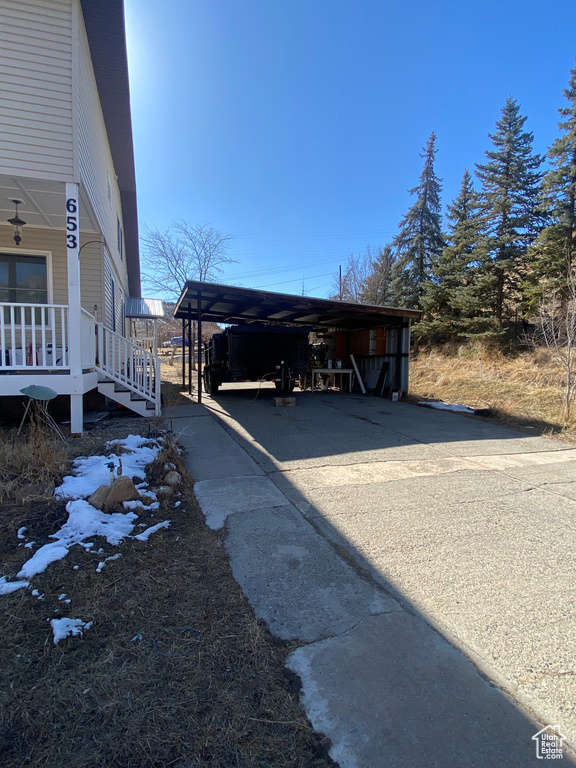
[203,325,310,395]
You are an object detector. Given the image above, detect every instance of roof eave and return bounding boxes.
[174,280,421,331]
[80,0,141,297]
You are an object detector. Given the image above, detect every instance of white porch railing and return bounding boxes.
[81,308,96,368]
[129,335,156,354]
[0,302,70,369]
[0,301,160,417]
[0,303,97,370]
[97,323,161,415]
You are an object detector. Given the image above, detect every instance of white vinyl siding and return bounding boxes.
[104,253,125,335]
[0,0,74,181]
[77,8,128,295]
[77,239,104,317]
[0,0,132,334]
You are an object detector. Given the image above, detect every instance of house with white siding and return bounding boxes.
[0,0,161,434]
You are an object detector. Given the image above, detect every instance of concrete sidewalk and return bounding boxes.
[167,394,576,767]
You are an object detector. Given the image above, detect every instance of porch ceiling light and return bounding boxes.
[8,199,26,246]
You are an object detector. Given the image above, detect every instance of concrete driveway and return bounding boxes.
[172,385,576,767]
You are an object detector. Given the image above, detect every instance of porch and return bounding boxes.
[0,300,161,420]
[0,176,161,433]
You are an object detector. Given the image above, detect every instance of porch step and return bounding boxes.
[97,379,156,418]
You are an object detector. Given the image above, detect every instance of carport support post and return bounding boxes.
[395,324,402,390]
[181,318,186,390]
[187,304,193,395]
[197,289,202,404]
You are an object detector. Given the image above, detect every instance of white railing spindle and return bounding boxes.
[40,306,47,366]
[60,306,67,367]
[0,306,5,367]
[10,305,16,365]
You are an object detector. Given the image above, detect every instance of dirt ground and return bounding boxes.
[0,416,335,768]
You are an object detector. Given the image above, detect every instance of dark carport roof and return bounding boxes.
[174,280,420,331]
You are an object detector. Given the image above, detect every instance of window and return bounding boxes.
[0,253,48,323]
[110,278,116,332]
[0,253,47,304]
[117,217,123,260]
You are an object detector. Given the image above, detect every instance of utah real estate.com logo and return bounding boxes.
[532,725,567,760]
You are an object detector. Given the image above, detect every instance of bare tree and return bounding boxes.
[331,245,396,304]
[331,250,374,302]
[361,244,396,305]
[533,273,576,421]
[157,303,222,345]
[141,222,235,300]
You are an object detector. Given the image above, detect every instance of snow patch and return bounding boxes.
[50,617,93,644]
[17,500,137,579]
[4,435,167,590]
[96,553,122,573]
[123,500,145,511]
[418,401,474,413]
[0,576,29,595]
[55,436,161,500]
[133,521,170,541]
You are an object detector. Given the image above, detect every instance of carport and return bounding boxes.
[173,280,420,402]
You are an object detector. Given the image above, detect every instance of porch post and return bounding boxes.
[66,183,83,435]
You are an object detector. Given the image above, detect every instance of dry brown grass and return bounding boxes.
[0,417,68,505]
[0,424,334,768]
[160,354,187,386]
[409,344,576,443]
[159,356,203,408]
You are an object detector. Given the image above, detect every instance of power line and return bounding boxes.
[223,258,340,280]
[232,228,399,240]
[252,272,334,289]
[304,282,332,294]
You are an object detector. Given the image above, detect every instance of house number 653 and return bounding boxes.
[66,197,78,250]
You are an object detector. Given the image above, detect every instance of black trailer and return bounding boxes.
[203,325,310,395]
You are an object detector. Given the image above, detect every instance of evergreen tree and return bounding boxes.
[390,132,444,308]
[419,169,494,340]
[530,60,576,300]
[475,97,544,327]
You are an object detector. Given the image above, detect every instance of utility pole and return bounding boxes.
[339,264,342,300]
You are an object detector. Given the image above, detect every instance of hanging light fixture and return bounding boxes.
[8,199,26,246]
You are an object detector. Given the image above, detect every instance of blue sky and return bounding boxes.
[124,0,576,299]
